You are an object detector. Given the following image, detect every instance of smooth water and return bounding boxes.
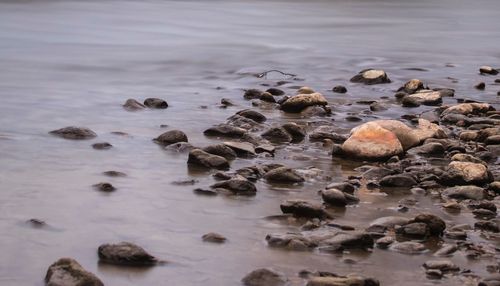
[0,0,499,285]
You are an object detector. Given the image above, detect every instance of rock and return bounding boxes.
[434,244,458,256]
[369,102,387,111]
[332,85,347,93]
[399,79,424,94]
[479,274,500,286]
[242,268,288,286]
[264,167,305,183]
[442,185,485,200]
[193,188,218,196]
[306,275,379,286]
[474,220,499,233]
[325,182,356,194]
[98,242,158,266]
[266,88,285,96]
[441,103,492,116]
[154,130,188,146]
[375,236,395,248]
[321,188,358,207]
[202,144,237,160]
[390,241,427,254]
[92,142,112,150]
[123,99,145,111]
[379,174,417,187]
[408,142,445,156]
[202,232,227,243]
[244,89,263,99]
[298,86,315,94]
[204,124,247,138]
[408,213,446,236]
[93,182,116,192]
[485,135,500,145]
[396,222,429,238]
[265,233,316,250]
[423,260,459,272]
[260,92,276,103]
[188,149,229,170]
[49,126,97,140]
[280,200,329,219]
[450,153,486,165]
[309,126,347,143]
[236,109,267,123]
[441,161,492,186]
[401,96,421,107]
[350,69,391,85]
[45,258,103,286]
[211,178,257,195]
[223,141,256,157]
[255,144,276,155]
[144,98,168,109]
[475,82,486,90]
[367,216,410,233]
[319,232,374,252]
[280,93,328,113]
[282,123,306,142]
[165,142,194,152]
[479,66,499,75]
[220,98,234,106]
[102,171,126,177]
[261,127,292,143]
[403,90,443,106]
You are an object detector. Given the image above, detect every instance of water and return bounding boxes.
[0,0,499,285]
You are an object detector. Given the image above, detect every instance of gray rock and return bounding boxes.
[434,244,458,257]
[165,142,194,152]
[264,167,305,183]
[282,123,306,142]
[350,69,391,85]
[479,65,499,75]
[408,213,446,236]
[236,109,267,123]
[319,232,374,252]
[123,99,145,111]
[202,232,227,243]
[202,144,237,160]
[242,268,288,286]
[93,182,116,192]
[280,200,329,219]
[45,258,103,286]
[154,130,188,146]
[92,142,112,150]
[379,174,417,187]
[396,222,429,238]
[442,185,485,200]
[261,127,292,143]
[390,241,427,254]
[280,93,328,113]
[367,216,410,233]
[321,188,358,207]
[49,126,97,140]
[98,242,158,266]
[144,98,168,109]
[223,141,256,157]
[265,233,316,250]
[188,149,230,170]
[204,124,247,138]
[423,260,459,272]
[211,178,257,195]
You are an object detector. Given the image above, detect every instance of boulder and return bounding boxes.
[202,144,237,160]
[442,185,485,200]
[399,79,424,94]
[280,93,328,113]
[264,167,305,183]
[45,258,103,286]
[242,268,288,286]
[350,69,391,85]
[236,109,267,123]
[98,242,158,266]
[123,99,145,111]
[280,200,329,219]
[261,127,292,143]
[154,130,188,146]
[204,124,247,138]
[211,178,257,195]
[144,98,168,109]
[49,126,97,140]
[441,161,492,186]
[319,232,374,252]
[188,149,230,170]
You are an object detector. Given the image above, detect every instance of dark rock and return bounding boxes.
[322,188,358,207]
[408,142,445,156]
[332,85,347,93]
[204,124,246,138]
[479,66,499,75]
[165,142,194,152]
[188,149,229,170]
[396,222,429,238]
[399,79,424,94]
[282,123,306,142]
[45,258,103,286]
[280,200,329,219]
[93,182,116,192]
[379,174,417,187]
[211,178,257,195]
[236,109,267,123]
[475,82,486,90]
[423,260,459,272]
[401,96,420,107]
[408,213,446,236]
[49,127,97,140]
[319,232,374,252]
[261,127,292,143]
[102,171,126,177]
[92,142,112,150]
[244,89,263,100]
[264,167,305,183]
[474,221,499,233]
[193,188,218,196]
[154,130,188,146]
[242,268,288,286]
[280,93,328,113]
[260,92,276,103]
[220,98,234,106]
[223,141,256,157]
[266,88,285,96]
[485,135,500,145]
[123,99,145,111]
[370,102,388,111]
[98,242,159,266]
[202,232,227,243]
[442,185,485,200]
[203,144,237,160]
[144,98,168,109]
[350,69,391,85]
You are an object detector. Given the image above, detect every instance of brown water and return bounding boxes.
[0,0,499,285]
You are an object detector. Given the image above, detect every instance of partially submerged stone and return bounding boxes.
[144,98,168,109]
[441,103,492,116]
[98,242,159,266]
[211,178,257,195]
[123,98,145,111]
[154,130,188,146]
[479,65,499,75]
[350,69,391,85]
[242,268,288,286]
[236,109,267,123]
[92,142,112,150]
[280,93,328,113]
[306,274,380,286]
[223,141,256,157]
[202,232,227,243]
[261,127,292,143]
[399,79,424,94]
[202,144,237,160]
[319,232,374,252]
[442,185,485,200]
[280,200,329,219]
[45,258,103,286]
[49,126,97,140]
[204,124,247,138]
[441,161,492,186]
[264,167,305,183]
[188,149,230,170]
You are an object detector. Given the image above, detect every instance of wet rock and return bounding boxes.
[325,182,356,194]
[255,144,276,155]
[264,167,305,183]
[144,98,168,109]
[332,85,347,93]
[403,90,443,106]
[306,275,380,286]
[479,274,500,286]
[123,98,145,111]
[98,242,159,266]
[280,200,329,219]
[202,232,227,243]
[474,221,499,233]
[408,213,446,236]
[193,188,218,196]
[244,89,263,99]
[434,244,458,257]
[475,82,486,90]
[45,258,103,286]
[236,109,267,123]
[220,98,234,106]
[223,141,256,157]
[309,126,347,143]
[242,268,288,286]
[188,149,229,170]
[390,241,427,254]
[399,79,424,94]
[369,102,388,112]
[350,69,391,85]
[260,92,276,103]
[280,92,328,113]
[319,232,374,252]
[423,260,459,272]
[468,200,497,212]
[92,142,112,150]
[379,174,417,187]
[265,233,317,251]
[49,126,97,140]
[401,96,421,107]
[204,124,247,138]
[298,86,315,94]
[375,236,395,248]
[282,123,306,142]
[93,182,116,192]
[165,142,194,152]
[261,127,292,143]
[266,88,285,96]
[227,115,261,130]
[408,142,445,156]
[211,178,257,195]
[367,216,410,233]
[321,188,358,207]
[441,161,492,186]
[441,102,492,116]
[396,222,429,238]
[442,185,485,200]
[450,153,486,165]
[485,135,500,145]
[202,144,237,160]
[479,66,499,75]
[154,130,188,146]
[102,171,126,177]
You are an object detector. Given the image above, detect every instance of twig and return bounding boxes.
[255,69,296,79]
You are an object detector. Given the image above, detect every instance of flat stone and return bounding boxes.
[49,126,97,140]
[390,241,426,254]
[280,200,329,219]
[242,268,288,286]
[441,161,491,186]
[204,124,247,138]
[223,141,256,157]
[188,149,230,170]
[98,242,159,266]
[264,167,305,183]
[92,142,112,150]
[93,182,116,192]
[211,178,257,195]
[443,185,485,200]
[423,260,459,272]
[350,69,391,85]
[306,275,380,286]
[203,144,237,160]
[202,232,227,243]
[319,232,374,252]
[379,174,417,187]
[280,93,328,113]
[236,109,267,123]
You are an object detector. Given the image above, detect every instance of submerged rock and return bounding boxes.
[442,185,485,200]
[282,123,306,142]
[154,130,188,146]
[98,242,159,266]
[350,69,391,85]
[261,127,292,143]
[321,188,358,207]
[306,275,379,286]
[92,142,112,150]
[379,174,417,187]
[441,161,491,186]
[165,142,194,153]
[93,182,116,192]
[45,258,103,286]
[203,144,237,160]
[49,126,97,140]
[144,98,168,109]
[236,109,267,123]
[408,213,446,236]
[479,65,499,75]
[319,232,374,252]
[204,124,247,138]
[390,241,427,254]
[264,167,305,183]
[188,149,229,170]
[332,85,347,93]
[123,98,145,111]
[280,93,328,113]
[280,200,329,219]
[202,232,227,243]
[211,178,257,195]
[242,268,288,286]
[102,171,126,177]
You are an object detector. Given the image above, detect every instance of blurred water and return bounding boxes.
[0,0,499,285]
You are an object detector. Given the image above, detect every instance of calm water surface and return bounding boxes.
[0,0,499,285]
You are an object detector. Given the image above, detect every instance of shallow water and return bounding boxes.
[0,0,499,285]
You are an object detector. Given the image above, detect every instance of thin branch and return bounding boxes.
[255,69,296,79]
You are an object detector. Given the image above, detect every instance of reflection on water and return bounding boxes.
[0,0,499,285]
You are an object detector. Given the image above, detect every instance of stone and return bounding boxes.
[264,167,305,183]
[485,135,500,145]
[220,98,234,106]
[265,233,316,250]
[408,142,445,156]
[408,213,446,236]
[187,149,229,170]
[297,86,315,94]
[475,82,486,90]
[423,260,459,272]
[319,232,374,252]
[369,102,387,111]
[280,200,329,219]
[266,88,285,96]
[367,216,410,233]
[399,79,424,94]
[45,258,103,286]
[442,185,485,200]
[242,268,288,286]
[401,96,420,107]
[404,90,443,106]
[282,123,306,142]
[441,161,492,186]
[396,222,429,238]
[450,153,486,165]
[49,127,97,140]
[93,182,116,192]
[350,69,391,85]
[223,141,256,157]
[322,189,350,207]
[202,232,227,243]
[474,221,499,233]
[306,275,380,286]
[261,127,292,143]
[204,124,247,138]
[144,98,168,109]
[92,142,112,150]
[123,99,145,111]
[244,89,263,99]
[390,241,426,254]
[434,244,458,256]
[211,178,257,195]
[236,109,267,123]
[98,242,158,266]
[379,174,417,187]
[102,171,126,177]
[260,92,276,103]
[375,236,394,248]
[479,274,500,286]
[325,182,356,194]
[309,126,347,143]
[193,188,218,196]
[202,144,237,160]
[441,103,492,116]
[280,93,328,113]
[165,142,194,152]
[479,65,499,75]
[154,130,188,146]
[332,85,347,93]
